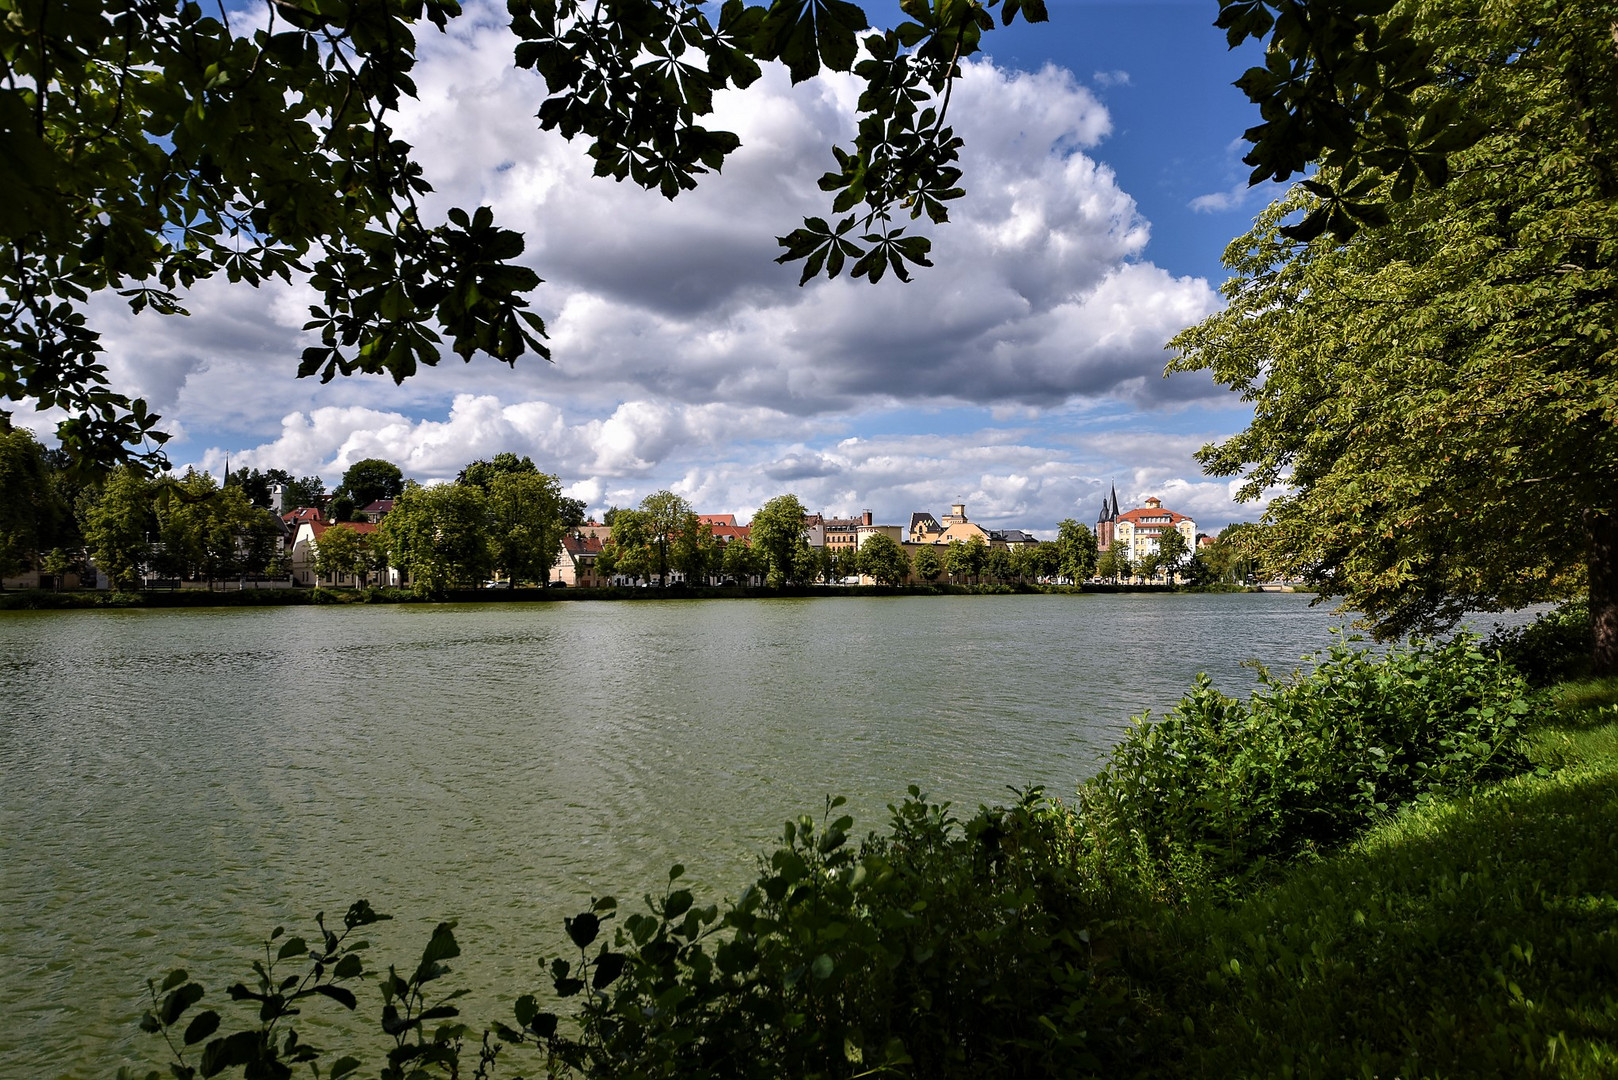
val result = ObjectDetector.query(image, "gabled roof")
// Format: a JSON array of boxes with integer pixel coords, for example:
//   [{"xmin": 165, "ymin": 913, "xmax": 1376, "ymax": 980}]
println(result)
[
  {"xmin": 697, "ymin": 514, "xmax": 736, "ymax": 527},
  {"xmin": 710, "ymin": 524, "xmax": 750, "ymax": 542},
  {"xmin": 361, "ymin": 499, "xmax": 394, "ymax": 516},
  {"xmin": 1117, "ymin": 506, "xmax": 1192, "ymax": 527},
  {"xmin": 562, "ymin": 534, "xmax": 604, "ymax": 555},
  {"xmin": 909, "ymin": 512, "xmax": 940, "ymax": 534},
  {"xmin": 283, "ymin": 507, "xmax": 323, "ymax": 527},
  {"xmin": 991, "ymin": 529, "xmax": 1039, "ymax": 544},
  {"xmin": 305, "ymin": 520, "xmax": 379, "ymax": 541}
]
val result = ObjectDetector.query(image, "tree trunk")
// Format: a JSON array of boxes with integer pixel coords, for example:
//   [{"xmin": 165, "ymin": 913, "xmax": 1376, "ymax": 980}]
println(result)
[{"xmin": 1588, "ymin": 508, "xmax": 1618, "ymax": 677}]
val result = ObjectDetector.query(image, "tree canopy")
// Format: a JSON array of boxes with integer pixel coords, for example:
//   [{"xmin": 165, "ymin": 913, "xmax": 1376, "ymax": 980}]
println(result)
[
  {"xmin": 1170, "ymin": 0, "xmax": 1618, "ymax": 670},
  {"xmin": 2, "ymin": 0, "xmax": 1445, "ymax": 472}
]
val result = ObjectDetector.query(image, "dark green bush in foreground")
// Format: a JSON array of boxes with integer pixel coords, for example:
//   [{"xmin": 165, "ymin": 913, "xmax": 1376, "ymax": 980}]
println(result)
[{"xmin": 126, "ymin": 636, "xmax": 1548, "ymax": 1080}]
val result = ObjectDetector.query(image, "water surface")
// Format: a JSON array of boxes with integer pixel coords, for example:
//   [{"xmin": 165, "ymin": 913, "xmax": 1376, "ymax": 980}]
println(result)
[{"xmin": 1, "ymin": 593, "xmax": 1398, "ymax": 1075}]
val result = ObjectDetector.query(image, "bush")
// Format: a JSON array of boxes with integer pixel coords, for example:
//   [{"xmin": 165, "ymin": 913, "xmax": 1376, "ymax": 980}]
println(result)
[
  {"xmin": 1487, "ymin": 601, "xmax": 1592, "ymax": 686},
  {"xmin": 1079, "ymin": 635, "xmax": 1536, "ymax": 899}
]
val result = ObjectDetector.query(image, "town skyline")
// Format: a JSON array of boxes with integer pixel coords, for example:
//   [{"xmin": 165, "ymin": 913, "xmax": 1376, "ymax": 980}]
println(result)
[{"xmin": 11, "ymin": 1, "xmax": 1280, "ymax": 542}]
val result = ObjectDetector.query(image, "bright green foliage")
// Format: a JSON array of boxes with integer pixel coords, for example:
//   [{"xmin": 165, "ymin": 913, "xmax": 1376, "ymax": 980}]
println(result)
[
  {"xmin": 380, "ymin": 482, "xmax": 493, "ymax": 593},
  {"xmin": 79, "ymin": 468, "xmax": 154, "ymax": 590},
  {"xmin": 335, "ymin": 458, "xmax": 405, "ymax": 509},
  {"xmin": 672, "ymin": 511, "xmax": 719, "ymax": 585},
  {"xmin": 943, "ymin": 535, "xmax": 986, "ymax": 583},
  {"xmin": 983, "ymin": 545, "xmax": 1012, "ymax": 583},
  {"xmin": 749, "ymin": 494, "xmax": 810, "ymax": 588},
  {"xmin": 1055, "ymin": 519, "xmax": 1097, "ymax": 583},
  {"xmin": 721, "ymin": 537, "xmax": 761, "ymax": 584},
  {"xmin": 1154, "ymin": 524, "xmax": 1189, "ymax": 580},
  {"xmin": 486, "ymin": 470, "xmax": 564, "ymax": 583},
  {"xmin": 0, "ymin": 423, "xmax": 53, "ymax": 578},
  {"xmin": 639, "ymin": 490, "xmax": 695, "ymax": 586},
  {"xmin": 854, "ymin": 532, "xmax": 908, "ymax": 585},
  {"xmin": 3, "ymin": 0, "xmax": 1061, "ymax": 469},
  {"xmin": 1161, "ymin": 690, "xmax": 1618, "ymax": 1078},
  {"xmin": 148, "ymin": 472, "xmax": 278, "ymax": 584},
  {"xmin": 1214, "ymin": 0, "xmax": 1486, "ymax": 241},
  {"xmin": 601, "ymin": 508, "xmax": 650, "ymax": 583},
  {"xmin": 910, "ymin": 544, "xmax": 942, "ymax": 582},
  {"xmin": 1171, "ymin": 1, "xmax": 1618, "ymax": 666},
  {"xmin": 313, "ymin": 522, "xmax": 374, "ymax": 585},
  {"xmin": 1084, "ymin": 634, "xmax": 1535, "ymax": 898}
]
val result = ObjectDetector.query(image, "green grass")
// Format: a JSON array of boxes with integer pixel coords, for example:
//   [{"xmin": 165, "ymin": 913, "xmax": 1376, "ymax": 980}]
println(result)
[{"xmin": 1140, "ymin": 680, "xmax": 1618, "ymax": 1079}]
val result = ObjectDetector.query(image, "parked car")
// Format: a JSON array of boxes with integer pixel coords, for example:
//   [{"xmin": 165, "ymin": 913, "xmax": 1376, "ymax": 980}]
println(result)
[
  {"xmin": 481, "ymin": 580, "xmax": 511, "ymax": 589},
  {"xmin": 547, "ymin": 580, "xmax": 568, "ymax": 588}
]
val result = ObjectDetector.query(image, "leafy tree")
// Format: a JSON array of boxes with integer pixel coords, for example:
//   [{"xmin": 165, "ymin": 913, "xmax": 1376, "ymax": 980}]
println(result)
[
  {"xmin": 911, "ymin": 544, "xmax": 943, "ymax": 583},
  {"xmin": 313, "ymin": 523, "xmax": 372, "ymax": 586},
  {"xmin": 1170, "ymin": 1, "xmax": 1618, "ymax": 672},
  {"xmin": 594, "ymin": 543, "xmax": 618, "ymax": 582},
  {"xmin": 2, "ymin": 0, "xmax": 1067, "ymax": 468},
  {"xmin": 856, "ymin": 533, "xmax": 909, "ymax": 586},
  {"xmin": 336, "ymin": 459, "xmax": 406, "ymax": 509},
  {"xmin": 721, "ymin": 538, "xmax": 762, "ymax": 586},
  {"xmin": 281, "ymin": 476, "xmax": 327, "ymax": 513},
  {"xmin": 673, "ymin": 515, "xmax": 721, "ymax": 585},
  {"xmin": 380, "ymin": 482, "xmax": 492, "ymax": 594},
  {"xmin": 1156, "ymin": 525, "xmax": 1190, "ymax": 583},
  {"xmin": 39, "ymin": 546, "xmax": 76, "ymax": 590},
  {"xmin": 487, "ymin": 470, "xmax": 564, "ymax": 583},
  {"xmin": 640, "ymin": 490, "xmax": 695, "ymax": 587},
  {"xmin": 80, "ymin": 468, "xmax": 153, "ymax": 590},
  {"xmin": 561, "ymin": 497, "xmax": 588, "ymax": 529},
  {"xmin": 1114, "ymin": 552, "xmax": 1133, "ymax": 584},
  {"xmin": 151, "ymin": 470, "xmax": 218, "ymax": 580},
  {"xmin": 1138, "ymin": 551, "xmax": 1162, "ymax": 583},
  {"xmin": 604, "ymin": 509, "xmax": 652, "ymax": 584},
  {"xmin": 1055, "ymin": 519, "xmax": 1097, "ymax": 584},
  {"xmin": 0, "ymin": 424, "xmax": 53, "ymax": 581},
  {"xmin": 1096, "ymin": 546, "xmax": 1118, "ymax": 584},
  {"xmin": 458, "ymin": 453, "xmax": 537, "ymax": 490},
  {"xmin": 750, "ymin": 495, "xmax": 810, "ymax": 588},
  {"xmin": 984, "ymin": 546, "xmax": 1014, "ymax": 584}
]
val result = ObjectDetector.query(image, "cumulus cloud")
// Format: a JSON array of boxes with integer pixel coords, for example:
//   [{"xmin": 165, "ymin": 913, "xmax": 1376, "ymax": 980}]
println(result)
[{"xmin": 79, "ymin": 2, "xmax": 1257, "ymax": 530}]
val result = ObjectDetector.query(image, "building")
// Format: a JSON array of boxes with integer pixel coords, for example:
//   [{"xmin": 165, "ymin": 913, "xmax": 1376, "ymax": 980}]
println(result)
[
  {"xmin": 823, "ymin": 511, "xmax": 871, "ymax": 559},
  {"xmin": 1096, "ymin": 485, "xmax": 1120, "ymax": 551},
  {"xmin": 1111, "ymin": 496, "xmax": 1196, "ymax": 564},
  {"xmin": 554, "ymin": 532, "xmax": 605, "ymax": 587}
]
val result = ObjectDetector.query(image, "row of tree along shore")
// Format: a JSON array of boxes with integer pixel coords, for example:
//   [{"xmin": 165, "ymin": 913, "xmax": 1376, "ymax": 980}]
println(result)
[
  {"xmin": 0, "ymin": 433, "xmax": 1264, "ymax": 597},
  {"xmin": 126, "ymin": 606, "xmax": 1618, "ymax": 1079}
]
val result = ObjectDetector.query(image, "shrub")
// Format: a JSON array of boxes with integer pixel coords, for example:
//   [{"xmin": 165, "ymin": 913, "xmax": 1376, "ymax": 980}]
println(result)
[
  {"xmin": 1486, "ymin": 601, "xmax": 1592, "ymax": 686},
  {"xmin": 1079, "ymin": 635, "xmax": 1536, "ymax": 899}
]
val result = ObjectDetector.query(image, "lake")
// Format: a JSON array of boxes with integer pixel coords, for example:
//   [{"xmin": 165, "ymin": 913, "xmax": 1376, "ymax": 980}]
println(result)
[{"xmin": 0, "ymin": 592, "xmax": 1507, "ymax": 1076}]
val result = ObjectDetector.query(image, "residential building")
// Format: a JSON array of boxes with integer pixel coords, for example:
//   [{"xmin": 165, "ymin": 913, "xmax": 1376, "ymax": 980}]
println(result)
[
  {"xmin": 1111, "ymin": 496, "xmax": 1196, "ymax": 563},
  {"xmin": 554, "ymin": 532, "xmax": 605, "ymax": 587}
]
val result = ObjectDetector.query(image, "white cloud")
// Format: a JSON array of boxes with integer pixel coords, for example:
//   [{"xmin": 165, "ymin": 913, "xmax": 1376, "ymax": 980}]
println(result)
[{"xmin": 75, "ymin": 4, "xmax": 1261, "ymax": 529}]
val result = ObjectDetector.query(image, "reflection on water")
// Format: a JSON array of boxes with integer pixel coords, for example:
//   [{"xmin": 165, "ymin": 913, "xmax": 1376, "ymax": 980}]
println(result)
[{"xmin": 0, "ymin": 593, "xmax": 1518, "ymax": 1076}]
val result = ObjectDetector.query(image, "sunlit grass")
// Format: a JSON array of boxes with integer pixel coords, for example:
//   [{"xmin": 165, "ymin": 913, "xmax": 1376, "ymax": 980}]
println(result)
[{"xmin": 1142, "ymin": 684, "xmax": 1618, "ymax": 1078}]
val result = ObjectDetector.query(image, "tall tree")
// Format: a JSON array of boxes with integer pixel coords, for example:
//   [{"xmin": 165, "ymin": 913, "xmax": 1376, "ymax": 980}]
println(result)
[
  {"xmin": 487, "ymin": 470, "xmax": 564, "ymax": 584},
  {"xmin": 856, "ymin": 533, "xmax": 909, "ymax": 586},
  {"xmin": 1156, "ymin": 526, "xmax": 1191, "ymax": 583},
  {"xmin": 0, "ymin": 424, "xmax": 53, "ymax": 581},
  {"xmin": 1170, "ymin": 1, "xmax": 1618, "ymax": 671},
  {"xmin": 911, "ymin": 545, "xmax": 943, "ymax": 583},
  {"xmin": 1055, "ymin": 519, "xmax": 1097, "ymax": 584},
  {"xmin": 750, "ymin": 495, "xmax": 810, "ymax": 589},
  {"xmin": 80, "ymin": 468, "xmax": 154, "ymax": 590},
  {"xmin": 640, "ymin": 490, "xmax": 695, "ymax": 587},
  {"xmin": 314, "ymin": 523, "xmax": 373, "ymax": 586},
  {"xmin": 380, "ymin": 482, "xmax": 493, "ymax": 594},
  {"xmin": 336, "ymin": 459, "xmax": 406, "ymax": 509}
]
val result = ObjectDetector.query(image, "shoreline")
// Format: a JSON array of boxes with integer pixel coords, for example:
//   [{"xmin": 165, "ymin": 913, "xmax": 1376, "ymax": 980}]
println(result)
[{"xmin": 0, "ymin": 581, "xmax": 1267, "ymax": 611}]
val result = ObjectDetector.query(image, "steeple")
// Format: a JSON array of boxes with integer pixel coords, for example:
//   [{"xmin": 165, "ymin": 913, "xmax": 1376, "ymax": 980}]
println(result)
[{"xmin": 1109, "ymin": 483, "xmax": 1119, "ymax": 520}]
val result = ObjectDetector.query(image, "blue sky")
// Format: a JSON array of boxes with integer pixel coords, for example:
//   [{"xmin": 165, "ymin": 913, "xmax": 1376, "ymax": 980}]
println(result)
[{"xmin": 55, "ymin": 0, "xmax": 1289, "ymax": 536}]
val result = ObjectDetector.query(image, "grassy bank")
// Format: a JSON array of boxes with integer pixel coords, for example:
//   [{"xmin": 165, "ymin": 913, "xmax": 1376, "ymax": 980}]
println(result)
[
  {"xmin": 127, "ymin": 617, "xmax": 1617, "ymax": 1079},
  {"xmin": 1144, "ymin": 677, "xmax": 1618, "ymax": 1078}
]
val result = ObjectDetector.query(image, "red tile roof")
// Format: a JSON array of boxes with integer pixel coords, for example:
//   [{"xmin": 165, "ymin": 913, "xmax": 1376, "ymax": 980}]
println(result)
[{"xmin": 698, "ymin": 514, "xmax": 737, "ymax": 527}]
